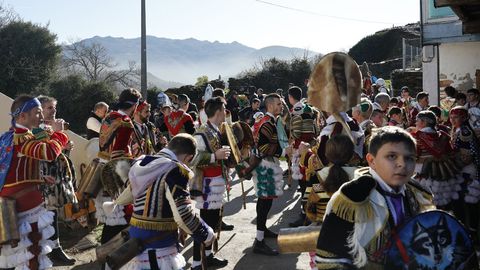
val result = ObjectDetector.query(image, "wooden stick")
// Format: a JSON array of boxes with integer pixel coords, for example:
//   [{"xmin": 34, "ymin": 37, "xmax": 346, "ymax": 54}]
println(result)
[
  {"xmin": 200, "ymin": 243, "xmax": 207, "ymax": 270},
  {"xmin": 240, "ymin": 177, "xmax": 246, "ymax": 209}
]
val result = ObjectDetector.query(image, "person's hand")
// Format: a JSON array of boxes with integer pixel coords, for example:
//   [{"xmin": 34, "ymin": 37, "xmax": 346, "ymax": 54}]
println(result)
[
  {"xmin": 64, "ymin": 140, "xmax": 74, "ymax": 151},
  {"xmin": 51, "ymin": 119, "xmax": 65, "ymax": 132},
  {"xmin": 215, "ymin": 146, "xmax": 231, "ymax": 160},
  {"xmin": 298, "ymin": 142, "xmax": 310, "ymax": 153}
]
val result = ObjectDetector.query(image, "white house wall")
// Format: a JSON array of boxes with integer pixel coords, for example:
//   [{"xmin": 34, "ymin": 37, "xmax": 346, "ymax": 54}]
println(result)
[{"xmin": 439, "ymin": 42, "xmax": 480, "ymax": 92}]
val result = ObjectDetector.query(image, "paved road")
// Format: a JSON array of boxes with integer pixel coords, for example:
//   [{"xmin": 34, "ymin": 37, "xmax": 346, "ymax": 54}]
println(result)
[{"xmin": 53, "ymin": 161, "xmax": 311, "ymax": 270}]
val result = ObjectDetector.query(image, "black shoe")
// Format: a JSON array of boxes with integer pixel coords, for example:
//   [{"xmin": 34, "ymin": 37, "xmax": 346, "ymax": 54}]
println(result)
[
  {"xmin": 264, "ymin": 229, "xmax": 278, "ymax": 239},
  {"xmin": 49, "ymin": 247, "xmax": 76, "ymax": 266},
  {"xmin": 206, "ymin": 254, "xmax": 228, "ymax": 268},
  {"xmin": 221, "ymin": 221, "xmax": 234, "ymax": 231},
  {"xmin": 253, "ymin": 239, "xmax": 279, "ymax": 256},
  {"xmin": 289, "ymin": 215, "xmax": 308, "ymax": 228},
  {"xmin": 191, "ymin": 266, "xmax": 202, "ymax": 270}
]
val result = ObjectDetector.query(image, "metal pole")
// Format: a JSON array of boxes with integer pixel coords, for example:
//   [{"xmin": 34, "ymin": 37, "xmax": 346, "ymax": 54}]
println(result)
[
  {"xmin": 402, "ymin": 38, "xmax": 406, "ymax": 71},
  {"xmin": 141, "ymin": 0, "xmax": 147, "ymax": 98}
]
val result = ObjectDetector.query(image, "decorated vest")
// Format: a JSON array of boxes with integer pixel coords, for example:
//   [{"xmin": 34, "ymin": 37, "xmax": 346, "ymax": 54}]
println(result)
[
  {"xmin": 98, "ymin": 111, "xmax": 135, "ymax": 160},
  {"xmin": 164, "ymin": 110, "xmax": 193, "ymax": 137}
]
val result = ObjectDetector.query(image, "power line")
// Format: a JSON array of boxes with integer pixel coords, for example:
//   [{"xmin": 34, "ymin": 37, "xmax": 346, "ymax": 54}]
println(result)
[{"xmin": 255, "ymin": 0, "xmax": 402, "ymax": 25}]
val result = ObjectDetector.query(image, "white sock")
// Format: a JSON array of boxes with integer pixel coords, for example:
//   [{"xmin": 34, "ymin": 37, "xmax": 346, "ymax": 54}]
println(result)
[
  {"xmin": 192, "ymin": 260, "xmax": 201, "ymax": 267},
  {"xmin": 256, "ymin": 230, "xmax": 264, "ymax": 241},
  {"xmin": 205, "ymin": 250, "xmax": 212, "ymax": 256}
]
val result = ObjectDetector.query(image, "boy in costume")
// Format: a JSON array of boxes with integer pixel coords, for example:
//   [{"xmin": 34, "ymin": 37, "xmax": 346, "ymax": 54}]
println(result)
[{"xmin": 316, "ymin": 126, "xmax": 434, "ymax": 269}]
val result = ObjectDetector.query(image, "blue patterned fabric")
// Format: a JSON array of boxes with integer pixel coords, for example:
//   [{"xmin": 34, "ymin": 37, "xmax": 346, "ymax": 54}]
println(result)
[{"xmin": 0, "ymin": 130, "xmax": 14, "ymax": 191}]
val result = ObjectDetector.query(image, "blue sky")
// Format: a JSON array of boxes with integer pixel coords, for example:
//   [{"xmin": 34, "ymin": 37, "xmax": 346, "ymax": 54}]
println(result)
[{"xmin": 3, "ymin": 0, "xmax": 420, "ymax": 53}]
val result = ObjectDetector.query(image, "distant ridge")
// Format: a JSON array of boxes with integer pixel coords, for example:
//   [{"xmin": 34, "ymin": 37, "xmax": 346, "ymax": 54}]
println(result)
[{"xmin": 69, "ymin": 36, "xmax": 319, "ymax": 84}]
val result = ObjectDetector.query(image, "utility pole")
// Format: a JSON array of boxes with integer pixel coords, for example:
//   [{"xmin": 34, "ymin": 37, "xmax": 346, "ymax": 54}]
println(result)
[{"xmin": 141, "ymin": 0, "xmax": 147, "ymax": 98}]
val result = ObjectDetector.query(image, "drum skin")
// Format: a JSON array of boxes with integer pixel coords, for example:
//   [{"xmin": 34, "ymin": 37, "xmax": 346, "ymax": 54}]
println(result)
[{"xmin": 385, "ymin": 210, "xmax": 478, "ymax": 270}]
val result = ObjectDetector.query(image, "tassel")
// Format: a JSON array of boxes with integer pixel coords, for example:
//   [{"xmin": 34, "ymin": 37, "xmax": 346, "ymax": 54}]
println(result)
[
  {"xmin": 38, "ymin": 254, "xmax": 53, "ymax": 269},
  {"xmin": 330, "ymin": 192, "xmax": 373, "ymax": 223},
  {"xmin": 41, "ymin": 225, "xmax": 55, "ymax": 240},
  {"xmin": 18, "ymin": 222, "xmax": 32, "ymax": 236}
]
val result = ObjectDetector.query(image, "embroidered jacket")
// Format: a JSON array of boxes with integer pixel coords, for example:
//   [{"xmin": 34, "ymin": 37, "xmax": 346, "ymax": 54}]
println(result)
[
  {"xmin": 98, "ymin": 111, "xmax": 135, "ymax": 160},
  {"xmin": 257, "ymin": 114, "xmax": 283, "ymax": 158},
  {"xmin": 452, "ymin": 123, "xmax": 480, "ymax": 203},
  {"xmin": 190, "ymin": 122, "xmax": 226, "ymax": 210},
  {"xmin": 129, "ymin": 150, "xmax": 213, "ymax": 248},
  {"xmin": 0, "ymin": 127, "xmax": 68, "ymax": 212},
  {"xmin": 133, "ymin": 120, "xmax": 159, "ymax": 155},
  {"xmin": 316, "ymin": 170, "xmax": 434, "ymax": 269},
  {"xmin": 289, "ymin": 101, "xmax": 318, "ymax": 148}
]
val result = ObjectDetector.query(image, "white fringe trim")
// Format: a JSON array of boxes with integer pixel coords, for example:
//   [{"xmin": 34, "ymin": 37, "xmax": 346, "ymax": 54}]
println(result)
[
  {"xmin": 194, "ymin": 176, "xmax": 226, "ymax": 210},
  {"xmin": 95, "ymin": 194, "xmax": 128, "ymax": 225},
  {"xmin": 291, "ymin": 150, "xmax": 303, "ymax": 181},
  {"xmin": 120, "ymin": 246, "xmax": 186, "ymax": 270},
  {"xmin": 0, "ymin": 206, "xmax": 55, "ymax": 269},
  {"xmin": 252, "ymin": 158, "xmax": 284, "ymax": 198}
]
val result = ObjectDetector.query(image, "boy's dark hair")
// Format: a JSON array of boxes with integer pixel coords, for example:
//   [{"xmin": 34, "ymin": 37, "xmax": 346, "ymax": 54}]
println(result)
[
  {"xmin": 188, "ymin": 111, "xmax": 198, "ymax": 122},
  {"xmin": 118, "ymin": 88, "xmax": 142, "ymax": 110},
  {"xmin": 417, "ymin": 110, "xmax": 437, "ymax": 128},
  {"xmin": 388, "ymin": 106, "xmax": 402, "ymax": 117},
  {"xmin": 167, "ymin": 133, "xmax": 197, "ymax": 156},
  {"xmin": 368, "ymin": 126, "xmax": 416, "ymax": 156},
  {"xmin": 252, "ymin": 98, "xmax": 260, "ymax": 104},
  {"xmin": 178, "ymin": 94, "xmax": 190, "ymax": 105},
  {"xmin": 371, "ymin": 110, "xmax": 384, "ymax": 118},
  {"xmin": 324, "ymin": 135, "xmax": 354, "ymax": 194},
  {"xmin": 389, "ymin": 97, "xmax": 399, "ymax": 104},
  {"xmin": 11, "ymin": 94, "xmax": 36, "ymax": 117},
  {"xmin": 288, "ymin": 86, "xmax": 302, "ymax": 101},
  {"xmin": 456, "ymin": 92, "xmax": 467, "ymax": 101},
  {"xmin": 444, "ymin": 86, "xmax": 457, "ymax": 98},
  {"xmin": 467, "ymin": 88, "xmax": 479, "ymax": 96},
  {"xmin": 416, "ymin": 91, "xmax": 429, "ymax": 101},
  {"xmin": 205, "ymin": 97, "xmax": 225, "ymax": 118},
  {"xmin": 401, "ymin": 86, "xmax": 409, "ymax": 93},
  {"xmin": 428, "ymin": 105, "xmax": 442, "ymax": 118},
  {"xmin": 264, "ymin": 93, "xmax": 281, "ymax": 108},
  {"xmin": 212, "ymin": 88, "xmax": 225, "ymax": 98}
]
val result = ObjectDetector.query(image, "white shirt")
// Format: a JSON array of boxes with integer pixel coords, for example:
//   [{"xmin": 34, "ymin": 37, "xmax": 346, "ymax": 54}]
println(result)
[
  {"xmin": 86, "ymin": 117, "xmax": 102, "ymax": 133},
  {"xmin": 369, "ymin": 168, "xmax": 406, "ymax": 225}
]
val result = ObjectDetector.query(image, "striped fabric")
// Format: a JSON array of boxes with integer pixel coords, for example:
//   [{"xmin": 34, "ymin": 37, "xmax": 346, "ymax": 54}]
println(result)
[{"xmin": 3, "ymin": 127, "xmax": 68, "ymax": 188}]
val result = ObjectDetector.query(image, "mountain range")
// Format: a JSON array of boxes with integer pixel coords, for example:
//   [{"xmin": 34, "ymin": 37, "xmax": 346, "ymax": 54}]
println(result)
[{"xmin": 77, "ymin": 36, "xmax": 319, "ymax": 87}]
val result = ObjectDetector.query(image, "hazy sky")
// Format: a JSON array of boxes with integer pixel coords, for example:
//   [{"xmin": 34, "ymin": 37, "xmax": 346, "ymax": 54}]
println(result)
[{"xmin": 3, "ymin": 0, "xmax": 420, "ymax": 53}]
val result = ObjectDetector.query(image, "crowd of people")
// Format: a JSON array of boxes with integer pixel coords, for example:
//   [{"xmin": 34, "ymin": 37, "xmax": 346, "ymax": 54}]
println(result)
[{"xmin": 1, "ymin": 53, "xmax": 480, "ymax": 270}]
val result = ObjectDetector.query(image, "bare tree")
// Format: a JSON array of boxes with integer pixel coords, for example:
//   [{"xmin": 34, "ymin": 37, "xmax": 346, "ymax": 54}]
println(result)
[
  {"xmin": 62, "ymin": 41, "xmax": 139, "ymax": 86},
  {"xmin": 0, "ymin": 4, "xmax": 19, "ymax": 28}
]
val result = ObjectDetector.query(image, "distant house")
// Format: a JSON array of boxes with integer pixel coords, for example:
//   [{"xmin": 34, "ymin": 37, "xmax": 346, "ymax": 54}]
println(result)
[{"xmin": 421, "ymin": 0, "xmax": 480, "ymax": 103}]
